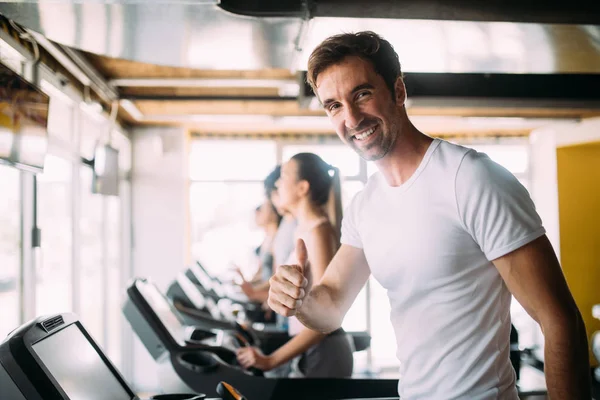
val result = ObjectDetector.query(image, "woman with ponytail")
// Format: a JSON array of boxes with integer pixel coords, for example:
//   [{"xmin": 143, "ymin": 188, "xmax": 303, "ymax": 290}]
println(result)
[{"xmin": 236, "ymin": 153, "xmax": 354, "ymax": 378}]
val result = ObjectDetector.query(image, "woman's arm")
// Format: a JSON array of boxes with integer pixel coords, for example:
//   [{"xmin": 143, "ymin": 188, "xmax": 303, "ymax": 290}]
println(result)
[
  {"xmin": 268, "ymin": 328, "xmax": 326, "ymax": 368},
  {"xmin": 236, "ymin": 328, "xmax": 326, "ymax": 371}
]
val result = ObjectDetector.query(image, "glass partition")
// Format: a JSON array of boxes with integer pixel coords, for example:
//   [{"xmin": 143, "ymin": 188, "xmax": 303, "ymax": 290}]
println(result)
[{"xmin": 0, "ymin": 164, "xmax": 21, "ymax": 339}]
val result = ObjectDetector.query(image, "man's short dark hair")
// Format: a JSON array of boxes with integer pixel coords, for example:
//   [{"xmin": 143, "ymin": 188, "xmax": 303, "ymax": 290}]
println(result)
[{"xmin": 307, "ymin": 31, "xmax": 402, "ymax": 99}]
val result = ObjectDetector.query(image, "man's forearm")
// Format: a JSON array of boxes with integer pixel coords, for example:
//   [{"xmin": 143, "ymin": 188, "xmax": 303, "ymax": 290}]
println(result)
[
  {"xmin": 543, "ymin": 311, "xmax": 591, "ymax": 399},
  {"xmin": 295, "ymin": 284, "xmax": 343, "ymax": 334}
]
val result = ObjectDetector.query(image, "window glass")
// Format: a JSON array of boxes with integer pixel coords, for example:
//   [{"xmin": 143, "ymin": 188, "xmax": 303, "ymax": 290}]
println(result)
[
  {"xmin": 367, "ymin": 161, "xmax": 378, "ymax": 179},
  {"xmin": 469, "ymin": 144, "xmax": 529, "ymax": 175},
  {"xmin": 78, "ymin": 166, "xmax": 104, "ymax": 343},
  {"xmin": 369, "ymin": 278, "xmax": 398, "ymax": 371},
  {"xmin": 189, "ymin": 140, "xmax": 277, "ymax": 181},
  {"xmin": 341, "ymin": 180, "xmax": 363, "ymax": 210},
  {"xmin": 368, "ymin": 142, "xmax": 529, "ymax": 177},
  {"xmin": 46, "ymin": 94, "xmax": 73, "ymax": 145},
  {"xmin": 36, "ymin": 155, "xmax": 73, "ymax": 316},
  {"xmin": 0, "ymin": 164, "xmax": 21, "ymax": 339},
  {"xmin": 106, "ymin": 195, "xmax": 122, "ymax": 367},
  {"xmin": 190, "ymin": 182, "xmax": 265, "ymax": 276}
]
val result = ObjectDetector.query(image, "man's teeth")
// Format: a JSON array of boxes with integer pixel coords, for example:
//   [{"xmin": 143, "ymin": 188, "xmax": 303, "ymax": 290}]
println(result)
[{"xmin": 354, "ymin": 126, "xmax": 376, "ymax": 141}]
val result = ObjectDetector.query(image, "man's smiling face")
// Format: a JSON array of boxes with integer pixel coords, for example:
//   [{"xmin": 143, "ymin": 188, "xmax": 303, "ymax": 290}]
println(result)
[{"xmin": 316, "ymin": 56, "xmax": 404, "ymax": 161}]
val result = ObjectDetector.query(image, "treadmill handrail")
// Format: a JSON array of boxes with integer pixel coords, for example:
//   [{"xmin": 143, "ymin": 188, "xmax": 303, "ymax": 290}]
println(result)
[
  {"xmin": 173, "ymin": 302, "xmax": 236, "ymax": 331},
  {"xmin": 173, "ymin": 301, "xmax": 261, "ymax": 349}
]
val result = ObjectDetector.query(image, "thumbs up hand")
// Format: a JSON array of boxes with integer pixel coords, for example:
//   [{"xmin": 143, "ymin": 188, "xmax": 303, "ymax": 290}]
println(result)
[{"xmin": 268, "ymin": 239, "xmax": 309, "ymax": 317}]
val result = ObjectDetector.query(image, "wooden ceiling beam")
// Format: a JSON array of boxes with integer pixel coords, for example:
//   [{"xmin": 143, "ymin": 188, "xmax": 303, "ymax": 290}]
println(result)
[
  {"xmin": 133, "ymin": 100, "xmax": 324, "ymax": 116},
  {"xmin": 83, "ymin": 51, "xmax": 296, "ymax": 80},
  {"xmin": 120, "ymin": 86, "xmax": 281, "ymax": 97}
]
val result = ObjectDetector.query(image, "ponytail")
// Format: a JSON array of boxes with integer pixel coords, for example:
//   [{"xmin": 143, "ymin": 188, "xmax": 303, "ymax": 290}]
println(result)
[{"xmin": 291, "ymin": 153, "xmax": 343, "ymax": 244}]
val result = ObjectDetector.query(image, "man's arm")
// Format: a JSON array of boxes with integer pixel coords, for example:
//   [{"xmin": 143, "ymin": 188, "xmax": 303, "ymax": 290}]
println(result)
[
  {"xmin": 268, "ymin": 242, "xmax": 370, "ymax": 334},
  {"xmin": 493, "ymin": 235, "xmax": 591, "ymax": 399}
]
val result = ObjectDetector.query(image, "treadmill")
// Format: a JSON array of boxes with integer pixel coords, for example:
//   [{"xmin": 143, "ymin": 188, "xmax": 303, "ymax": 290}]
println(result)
[
  {"xmin": 167, "ymin": 266, "xmax": 372, "ymax": 355},
  {"xmin": 0, "ymin": 312, "xmax": 398, "ymax": 400},
  {"xmin": 0, "ymin": 312, "xmax": 246, "ymax": 400},
  {"xmin": 184, "ymin": 262, "xmax": 270, "ymax": 322},
  {"xmin": 0, "ymin": 313, "xmax": 138, "ymax": 400},
  {"xmin": 166, "ymin": 269, "xmax": 290, "ymax": 355},
  {"xmin": 124, "ymin": 278, "xmax": 400, "ymax": 400}
]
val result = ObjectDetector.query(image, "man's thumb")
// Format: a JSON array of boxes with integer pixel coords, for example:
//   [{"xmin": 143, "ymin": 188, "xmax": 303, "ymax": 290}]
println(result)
[{"xmin": 296, "ymin": 238, "xmax": 308, "ymax": 273}]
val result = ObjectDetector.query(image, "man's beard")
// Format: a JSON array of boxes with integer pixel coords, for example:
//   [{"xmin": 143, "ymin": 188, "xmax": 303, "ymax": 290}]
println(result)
[{"xmin": 351, "ymin": 123, "xmax": 397, "ymax": 161}]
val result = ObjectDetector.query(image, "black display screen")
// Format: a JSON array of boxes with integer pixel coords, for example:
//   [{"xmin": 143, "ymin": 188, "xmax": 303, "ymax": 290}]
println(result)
[
  {"xmin": 32, "ymin": 324, "xmax": 132, "ymax": 400},
  {"xmin": 137, "ymin": 281, "xmax": 186, "ymax": 343}
]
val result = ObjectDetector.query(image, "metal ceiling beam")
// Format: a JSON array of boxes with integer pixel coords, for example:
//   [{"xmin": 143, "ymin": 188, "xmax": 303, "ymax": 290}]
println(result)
[
  {"xmin": 1, "ymin": 2, "xmax": 599, "ymax": 73},
  {"xmin": 301, "ymin": 72, "xmax": 600, "ymax": 102},
  {"xmin": 58, "ymin": 43, "xmax": 119, "ymax": 100},
  {"xmin": 28, "ymin": 30, "xmax": 118, "ymax": 103},
  {"xmin": 220, "ymin": 0, "xmax": 600, "ymax": 25},
  {"xmin": 312, "ymin": 0, "xmax": 600, "ymax": 24}
]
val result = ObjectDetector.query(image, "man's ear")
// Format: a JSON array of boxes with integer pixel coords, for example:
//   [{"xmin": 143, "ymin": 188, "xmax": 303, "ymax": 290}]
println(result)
[{"xmin": 394, "ymin": 77, "xmax": 407, "ymax": 106}]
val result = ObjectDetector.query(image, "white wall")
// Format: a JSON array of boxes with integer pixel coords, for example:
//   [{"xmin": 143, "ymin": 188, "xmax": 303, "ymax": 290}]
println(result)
[
  {"xmin": 130, "ymin": 126, "xmax": 189, "ymax": 392},
  {"xmin": 529, "ymin": 122, "xmax": 571, "ymax": 259},
  {"xmin": 556, "ymin": 117, "xmax": 600, "ymax": 147}
]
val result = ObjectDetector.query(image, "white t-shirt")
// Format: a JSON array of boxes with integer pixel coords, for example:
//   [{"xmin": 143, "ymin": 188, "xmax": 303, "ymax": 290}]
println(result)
[{"xmin": 341, "ymin": 139, "xmax": 545, "ymax": 400}]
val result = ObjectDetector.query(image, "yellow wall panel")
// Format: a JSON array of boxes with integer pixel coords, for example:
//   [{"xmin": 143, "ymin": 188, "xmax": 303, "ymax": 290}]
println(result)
[{"xmin": 557, "ymin": 141, "xmax": 600, "ymax": 366}]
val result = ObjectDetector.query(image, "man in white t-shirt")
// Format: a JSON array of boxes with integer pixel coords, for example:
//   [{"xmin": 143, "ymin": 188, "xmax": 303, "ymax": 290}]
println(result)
[{"xmin": 267, "ymin": 31, "xmax": 591, "ymax": 399}]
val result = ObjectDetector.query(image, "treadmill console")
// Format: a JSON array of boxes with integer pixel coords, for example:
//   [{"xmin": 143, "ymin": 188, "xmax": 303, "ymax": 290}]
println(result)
[
  {"xmin": 190, "ymin": 262, "xmax": 220, "ymax": 296},
  {"xmin": 0, "ymin": 313, "xmax": 137, "ymax": 400}
]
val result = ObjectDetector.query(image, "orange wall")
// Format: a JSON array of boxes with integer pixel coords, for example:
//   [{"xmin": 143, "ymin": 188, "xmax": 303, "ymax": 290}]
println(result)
[{"xmin": 557, "ymin": 141, "xmax": 600, "ymax": 366}]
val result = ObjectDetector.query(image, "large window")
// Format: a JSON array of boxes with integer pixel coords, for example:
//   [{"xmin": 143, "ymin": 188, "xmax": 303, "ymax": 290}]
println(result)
[
  {"xmin": 35, "ymin": 155, "xmax": 73, "ymax": 316},
  {"xmin": 78, "ymin": 166, "xmax": 105, "ymax": 343},
  {"xmin": 189, "ymin": 140, "xmax": 277, "ymax": 275},
  {"xmin": 34, "ymin": 77, "xmax": 76, "ymax": 319},
  {"xmin": 0, "ymin": 50, "xmax": 133, "ymax": 379},
  {"xmin": 0, "ymin": 164, "xmax": 21, "ymax": 339},
  {"xmin": 108, "ymin": 131, "xmax": 132, "ymax": 371},
  {"xmin": 106, "ymin": 195, "xmax": 122, "ymax": 367},
  {"xmin": 190, "ymin": 140, "xmax": 277, "ymax": 182}
]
